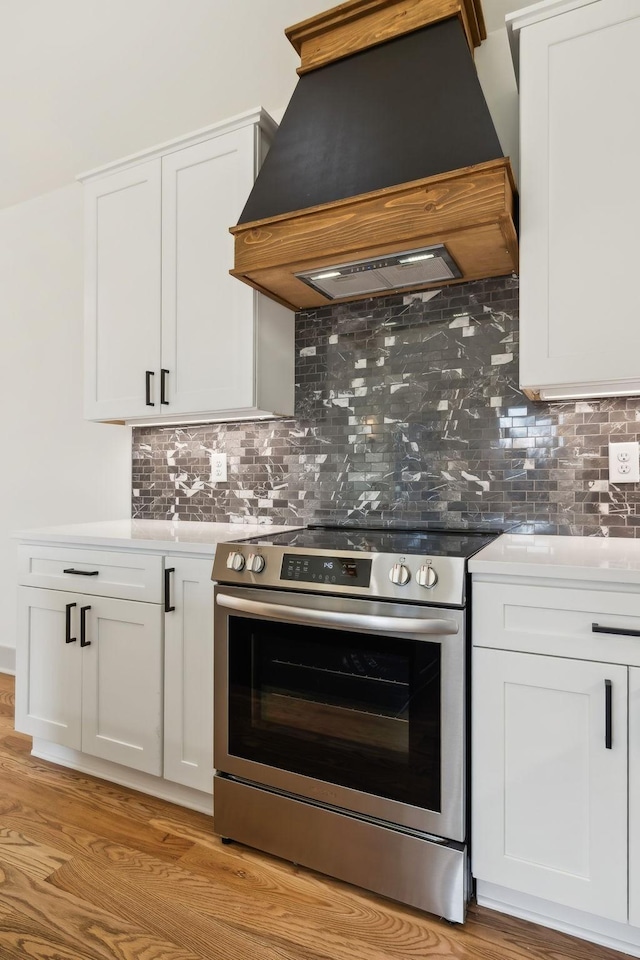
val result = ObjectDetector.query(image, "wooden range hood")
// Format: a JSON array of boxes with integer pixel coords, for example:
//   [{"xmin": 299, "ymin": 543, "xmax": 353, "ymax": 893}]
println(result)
[{"xmin": 231, "ymin": 0, "xmax": 518, "ymax": 311}]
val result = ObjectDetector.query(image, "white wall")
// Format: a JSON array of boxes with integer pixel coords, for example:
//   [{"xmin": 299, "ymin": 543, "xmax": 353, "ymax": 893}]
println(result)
[
  {"xmin": 0, "ymin": 0, "xmax": 329, "ymax": 210},
  {"xmin": 477, "ymin": 27, "xmax": 520, "ymax": 183},
  {"xmin": 0, "ymin": 185, "xmax": 131, "ymax": 665}
]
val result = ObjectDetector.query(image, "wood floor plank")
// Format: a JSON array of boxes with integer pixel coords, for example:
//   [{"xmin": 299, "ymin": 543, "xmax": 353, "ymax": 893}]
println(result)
[
  {"xmin": 0, "ymin": 826, "xmax": 72, "ymax": 881},
  {"xmin": 0, "ymin": 717, "xmax": 15, "ymax": 737},
  {"xmin": 149, "ymin": 815, "xmax": 220, "ymax": 850},
  {"xmin": 0, "ymin": 733, "xmax": 212, "ymax": 832},
  {"xmin": 49, "ymin": 857, "xmax": 329, "ymax": 960},
  {"xmin": 0, "ymin": 670, "xmax": 14, "ymax": 704},
  {"xmin": 0, "ymin": 798, "xmax": 171, "ymax": 868},
  {"xmin": 0, "ymin": 761, "xmax": 197, "ymax": 862},
  {"xmin": 0, "ymin": 862, "xmax": 205, "ymax": 960},
  {"xmin": 0, "ymin": 910, "xmax": 107, "ymax": 960}
]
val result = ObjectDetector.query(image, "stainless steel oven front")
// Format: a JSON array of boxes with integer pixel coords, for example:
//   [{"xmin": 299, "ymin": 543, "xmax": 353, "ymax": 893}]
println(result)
[{"xmin": 214, "ymin": 584, "xmax": 466, "ymax": 842}]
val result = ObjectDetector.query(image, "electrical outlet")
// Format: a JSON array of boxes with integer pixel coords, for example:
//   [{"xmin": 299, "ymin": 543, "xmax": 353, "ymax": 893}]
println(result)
[
  {"xmin": 210, "ymin": 453, "xmax": 228, "ymax": 484},
  {"xmin": 608, "ymin": 441, "xmax": 640, "ymax": 484}
]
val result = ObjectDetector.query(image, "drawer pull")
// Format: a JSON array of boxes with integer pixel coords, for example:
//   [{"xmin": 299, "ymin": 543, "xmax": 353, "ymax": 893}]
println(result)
[
  {"xmin": 165, "ymin": 567, "xmax": 175, "ymax": 613},
  {"xmin": 63, "ymin": 568, "xmax": 99, "ymax": 577},
  {"xmin": 605, "ymin": 679, "xmax": 613, "ymax": 750},
  {"xmin": 592, "ymin": 622, "xmax": 640, "ymax": 638},
  {"xmin": 65, "ymin": 603, "xmax": 76, "ymax": 644},
  {"xmin": 80, "ymin": 606, "xmax": 91, "ymax": 647}
]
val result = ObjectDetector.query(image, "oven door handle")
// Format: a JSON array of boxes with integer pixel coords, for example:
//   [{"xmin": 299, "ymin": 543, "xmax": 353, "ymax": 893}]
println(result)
[{"xmin": 216, "ymin": 593, "xmax": 459, "ymax": 636}]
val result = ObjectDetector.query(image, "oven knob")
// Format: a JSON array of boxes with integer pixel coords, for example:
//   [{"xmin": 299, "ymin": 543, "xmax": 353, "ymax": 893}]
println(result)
[
  {"xmin": 389, "ymin": 563, "xmax": 411, "ymax": 586},
  {"xmin": 247, "ymin": 553, "xmax": 265, "ymax": 574},
  {"xmin": 417, "ymin": 564, "xmax": 438, "ymax": 589},
  {"xmin": 226, "ymin": 551, "xmax": 246, "ymax": 572}
]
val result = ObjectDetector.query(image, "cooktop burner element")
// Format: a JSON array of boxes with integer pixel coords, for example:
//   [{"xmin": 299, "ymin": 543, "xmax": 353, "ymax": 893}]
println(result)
[{"xmin": 212, "ymin": 524, "xmax": 500, "ymax": 607}]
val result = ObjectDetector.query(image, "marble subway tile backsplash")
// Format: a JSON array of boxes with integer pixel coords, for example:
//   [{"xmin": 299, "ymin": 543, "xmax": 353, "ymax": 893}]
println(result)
[{"xmin": 132, "ymin": 277, "xmax": 640, "ymax": 536}]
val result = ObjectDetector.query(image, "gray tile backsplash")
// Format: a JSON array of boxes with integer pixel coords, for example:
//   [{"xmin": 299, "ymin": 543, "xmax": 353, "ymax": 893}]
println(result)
[{"xmin": 132, "ymin": 277, "xmax": 640, "ymax": 536}]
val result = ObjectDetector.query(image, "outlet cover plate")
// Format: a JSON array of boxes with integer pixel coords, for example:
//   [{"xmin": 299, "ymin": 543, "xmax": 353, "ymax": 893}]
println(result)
[
  {"xmin": 608, "ymin": 441, "xmax": 640, "ymax": 483},
  {"xmin": 211, "ymin": 453, "xmax": 228, "ymax": 484}
]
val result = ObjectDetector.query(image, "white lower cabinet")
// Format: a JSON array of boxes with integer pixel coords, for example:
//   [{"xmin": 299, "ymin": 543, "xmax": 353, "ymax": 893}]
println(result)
[
  {"xmin": 163, "ymin": 557, "xmax": 214, "ymax": 792},
  {"xmin": 17, "ymin": 586, "xmax": 163, "ymax": 775},
  {"xmin": 471, "ymin": 574, "xmax": 640, "ymax": 952},
  {"xmin": 80, "ymin": 597, "xmax": 163, "ymax": 774},
  {"xmin": 472, "ymin": 648, "xmax": 628, "ymax": 922},
  {"xmin": 15, "ymin": 541, "xmax": 216, "ymax": 808},
  {"xmin": 16, "ymin": 587, "xmax": 83, "ymax": 750}
]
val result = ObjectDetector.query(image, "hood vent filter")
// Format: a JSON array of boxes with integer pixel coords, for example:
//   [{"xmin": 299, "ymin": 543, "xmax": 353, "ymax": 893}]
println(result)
[{"xmin": 297, "ymin": 245, "xmax": 461, "ymax": 299}]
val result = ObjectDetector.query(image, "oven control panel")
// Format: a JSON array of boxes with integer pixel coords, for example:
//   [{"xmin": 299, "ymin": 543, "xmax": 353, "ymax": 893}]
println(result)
[
  {"xmin": 281, "ymin": 553, "xmax": 372, "ymax": 587},
  {"xmin": 213, "ymin": 544, "xmax": 467, "ymax": 605}
]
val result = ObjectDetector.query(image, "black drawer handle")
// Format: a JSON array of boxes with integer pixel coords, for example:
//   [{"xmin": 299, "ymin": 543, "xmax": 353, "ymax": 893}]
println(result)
[
  {"xmin": 161, "ymin": 368, "xmax": 169, "ymax": 405},
  {"xmin": 145, "ymin": 370, "xmax": 155, "ymax": 406},
  {"xmin": 80, "ymin": 606, "xmax": 91, "ymax": 647},
  {"xmin": 605, "ymin": 679, "xmax": 612, "ymax": 749},
  {"xmin": 165, "ymin": 567, "xmax": 175, "ymax": 613},
  {"xmin": 63, "ymin": 568, "xmax": 99, "ymax": 577},
  {"xmin": 65, "ymin": 603, "xmax": 76, "ymax": 644},
  {"xmin": 592, "ymin": 622, "xmax": 640, "ymax": 638}
]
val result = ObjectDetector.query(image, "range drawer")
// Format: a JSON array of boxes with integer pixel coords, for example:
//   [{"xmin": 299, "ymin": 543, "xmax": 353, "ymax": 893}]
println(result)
[
  {"xmin": 472, "ymin": 580, "xmax": 640, "ymax": 666},
  {"xmin": 17, "ymin": 545, "xmax": 163, "ymax": 603}
]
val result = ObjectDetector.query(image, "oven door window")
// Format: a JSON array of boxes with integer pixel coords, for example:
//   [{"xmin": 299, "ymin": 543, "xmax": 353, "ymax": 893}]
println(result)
[{"xmin": 228, "ymin": 616, "xmax": 441, "ymax": 812}]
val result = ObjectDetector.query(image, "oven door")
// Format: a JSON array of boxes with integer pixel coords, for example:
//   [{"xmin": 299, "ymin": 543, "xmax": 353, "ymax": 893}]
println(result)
[{"xmin": 214, "ymin": 585, "xmax": 466, "ymax": 841}]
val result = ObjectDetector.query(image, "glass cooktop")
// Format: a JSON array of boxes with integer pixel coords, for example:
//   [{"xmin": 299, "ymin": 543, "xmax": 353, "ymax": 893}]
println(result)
[{"xmin": 234, "ymin": 524, "xmax": 500, "ymax": 560}]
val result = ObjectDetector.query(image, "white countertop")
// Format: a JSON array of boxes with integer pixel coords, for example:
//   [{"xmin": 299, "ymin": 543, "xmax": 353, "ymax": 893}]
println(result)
[
  {"xmin": 469, "ymin": 533, "xmax": 640, "ymax": 585},
  {"xmin": 13, "ymin": 519, "xmax": 299, "ymax": 557}
]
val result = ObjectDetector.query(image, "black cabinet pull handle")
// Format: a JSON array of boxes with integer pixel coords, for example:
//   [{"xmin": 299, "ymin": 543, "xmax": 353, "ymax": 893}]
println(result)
[
  {"xmin": 145, "ymin": 370, "xmax": 155, "ymax": 406},
  {"xmin": 605, "ymin": 679, "xmax": 612, "ymax": 749},
  {"xmin": 65, "ymin": 603, "xmax": 76, "ymax": 643},
  {"xmin": 63, "ymin": 568, "xmax": 99, "ymax": 577},
  {"xmin": 80, "ymin": 606, "xmax": 91, "ymax": 647},
  {"xmin": 165, "ymin": 567, "xmax": 175, "ymax": 612},
  {"xmin": 161, "ymin": 368, "xmax": 169, "ymax": 405},
  {"xmin": 592, "ymin": 622, "xmax": 640, "ymax": 638}
]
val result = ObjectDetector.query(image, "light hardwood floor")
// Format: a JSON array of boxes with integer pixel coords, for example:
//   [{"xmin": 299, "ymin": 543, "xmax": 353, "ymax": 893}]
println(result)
[{"xmin": 0, "ymin": 673, "xmax": 626, "ymax": 959}]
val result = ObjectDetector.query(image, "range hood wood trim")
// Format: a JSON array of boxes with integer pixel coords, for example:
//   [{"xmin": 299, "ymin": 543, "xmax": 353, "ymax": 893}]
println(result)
[
  {"xmin": 235, "ymin": 223, "xmax": 516, "ymax": 310},
  {"xmin": 286, "ymin": 0, "xmax": 486, "ymax": 74},
  {"xmin": 231, "ymin": 159, "xmax": 517, "ymax": 311}
]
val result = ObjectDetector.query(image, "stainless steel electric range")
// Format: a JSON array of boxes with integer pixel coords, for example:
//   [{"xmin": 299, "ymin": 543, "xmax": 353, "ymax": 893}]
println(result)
[{"xmin": 211, "ymin": 524, "xmax": 499, "ymax": 923}]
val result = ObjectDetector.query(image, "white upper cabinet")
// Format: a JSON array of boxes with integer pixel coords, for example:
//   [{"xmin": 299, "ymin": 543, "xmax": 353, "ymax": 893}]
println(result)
[
  {"xmin": 510, "ymin": 0, "xmax": 640, "ymax": 400},
  {"xmin": 79, "ymin": 109, "xmax": 294, "ymax": 424},
  {"xmin": 83, "ymin": 161, "xmax": 162, "ymax": 420}
]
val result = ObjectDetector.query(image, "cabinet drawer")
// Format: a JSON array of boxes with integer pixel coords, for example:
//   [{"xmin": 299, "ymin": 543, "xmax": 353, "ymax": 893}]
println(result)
[
  {"xmin": 473, "ymin": 581, "xmax": 640, "ymax": 666},
  {"xmin": 18, "ymin": 545, "xmax": 162, "ymax": 603}
]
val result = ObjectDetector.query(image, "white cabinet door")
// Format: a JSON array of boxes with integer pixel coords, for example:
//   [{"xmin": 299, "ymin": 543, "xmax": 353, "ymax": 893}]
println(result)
[
  {"xmin": 84, "ymin": 160, "xmax": 162, "ymax": 420},
  {"xmin": 160, "ymin": 127, "xmax": 256, "ymax": 416},
  {"xmin": 163, "ymin": 558, "xmax": 214, "ymax": 793},
  {"xmin": 629, "ymin": 666, "xmax": 640, "ymax": 926},
  {"xmin": 80, "ymin": 596, "xmax": 163, "ymax": 775},
  {"xmin": 15, "ymin": 587, "xmax": 82, "ymax": 749},
  {"xmin": 472, "ymin": 648, "xmax": 627, "ymax": 922},
  {"xmin": 518, "ymin": 0, "xmax": 640, "ymax": 398}
]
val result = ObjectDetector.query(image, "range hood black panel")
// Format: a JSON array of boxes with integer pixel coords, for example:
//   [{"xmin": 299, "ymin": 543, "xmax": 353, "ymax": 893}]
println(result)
[{"xmin": 238, "ymin": 18, "xmax": 504, "ymax": 225}]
